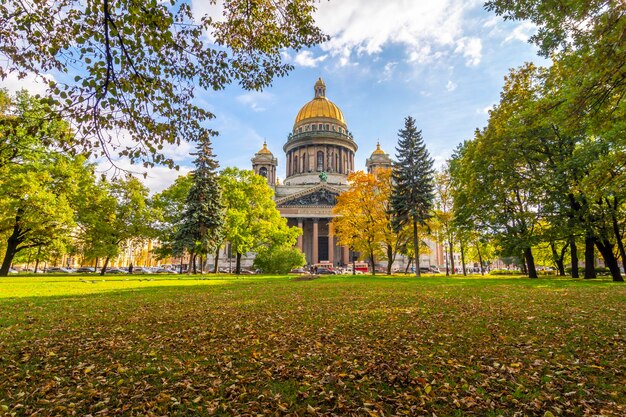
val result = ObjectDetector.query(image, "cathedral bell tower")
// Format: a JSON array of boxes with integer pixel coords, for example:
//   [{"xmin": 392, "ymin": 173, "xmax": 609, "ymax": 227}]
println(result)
[
  {"xmin": 251, "ymin": 141, "xmax": 278, "ymax": 186},
  {"xmin": 366, "ymin": 141, "xmax": 393, "ymax": 174}
]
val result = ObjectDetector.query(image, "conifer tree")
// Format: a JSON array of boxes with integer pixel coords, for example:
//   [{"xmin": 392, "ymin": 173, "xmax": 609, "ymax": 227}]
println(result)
[
  {"xmin": 174, "ymin": 137, "xmax": 224, "ymax": 273},
  {"xmin": 390, "ymin": 116, "xmax": 435, "ymax": 277}
]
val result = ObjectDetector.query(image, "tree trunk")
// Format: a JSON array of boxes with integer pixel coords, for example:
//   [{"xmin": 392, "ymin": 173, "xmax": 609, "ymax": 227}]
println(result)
[
  {"xmin": 520, "ymin": 253, "xmax": 527, "ymax": 275},
  {"xmin": 404, "ymin": 257, "xmax": 412, "ymax": 274},
  {"xmin": 413, "ymin": 220, "xmax": 420, "ymax": 277},
  {"xmin": 448, "ymin": 240, "xmax": 455, "ymax": 275},
  {"xmin": 570, "ymin": 237, "xmax": 579, "ymax": 278},
  {"xmin": 214, "ymin": 246, "xmax": 220, "ymax": 274},
  {"xmin": 460, "ymin": 240, "xmax": 466, "ymax": 276},
  {"xmin": 550, "ymin": 242, "xmax": 566, "ymax": 276},
  {"xmin": 188, "ymin": 251, "xmax": 195, "ymax": 275},
  {"xmin": 524, "ymin": 247, "xmax": 538, "ymax": 278},
  {"xmin": 100, "ymin": 257, "xmax": 110, "ymax": 275},
  {"xmin": 199, "ymin": 255, "xmax": 203, "ymax": 274},
  {"xmin": 558, "ymin": 242, "xmax": 569, "ymax": 276},
  {"xmin": 179, "ymin": 256, "xmax": 184, "ymax": 274},
  {"xmin": 1, "ymin": 210, "xmax": 25, "ymax": 277},
  {"xmin": 610, "ymin": 211, "xmax": 626, "ymax": 275},
  {"xmin": 386, "ymin": 244, "xmax": 393, "ymax": 275},
  {"xmin": 235, "ymin": 252, "xmax": 242, "ymax": 275},
  {"xmin": 0, "ymin": 235, "xmax": 20, "ymax": 277},
  {"xmin": 94, "ymin": 257, "xmax": 99, "ymax": 273},
  {"xmin": 370, "ymin": 251, "xmax": 376, "ymax": 276},
  {"xmin": 584, "ymin": 233, "xmax": 596, "ymax": 279},
  {"xmin": 33, "ymin": 246, "xmax": 42, "ymax": 273},
  {"xmin": 476, "ymin": 241, "xmax": 484, "ymax": 275},
  {"xmin": 595, "ymin": 239, "xmax": 623, "ymax": 282}
]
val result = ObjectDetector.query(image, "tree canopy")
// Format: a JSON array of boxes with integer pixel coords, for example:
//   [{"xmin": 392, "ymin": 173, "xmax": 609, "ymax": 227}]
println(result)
[{"xmin": 0, "ymin": 0, "xmax": 327, "ymax": 167}]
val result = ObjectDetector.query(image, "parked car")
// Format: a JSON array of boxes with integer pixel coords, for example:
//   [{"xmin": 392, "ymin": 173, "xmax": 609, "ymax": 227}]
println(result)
[
  {"xmin": 341, "ymin": 268, "xmax": 363, "ymax": 275},
  {"xmin": 8, "ymin": 268, "xmax": 18, "ymax": 274},
  {"xmin": 104, "ymin": 268, "xmax": 127, "ymax": 274},
  {"xmin": 22, "ymin": 267, "xmax": 44, "ymax": 273},
  {"xmin": 316, "ymin": 267, "xmax": 338, "ymax": 275},
  {"xmin": 75, "ymin": 267, "xmax": 96, "ymax": 273},
  {"xmin": 45, "ymin": 267, "xmax": 73, "ymax": 273},
  {"xmin": 290, "ymin": 268, "xmax": 307, "ymax": 274},
  {"xmin": 155, "ymin": 267, "xmax": 177, "ymax": 274},
  {"xmin": 132, "ymin": 267, "xmax": 153, "ymax": 274}
]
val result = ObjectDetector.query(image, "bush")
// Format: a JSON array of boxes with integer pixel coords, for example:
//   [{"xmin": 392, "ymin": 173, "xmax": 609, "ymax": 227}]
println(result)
[
  {"xmin": 564, "ymin": 266, "xmax": 610, "ymax": 276},
  {"xmin": 253, "ymin": 246, "xmax": 306, "ymax": 274},
  {"xmin": 489, "ymin": 269, "xmax": 520, "ymax": 276}
]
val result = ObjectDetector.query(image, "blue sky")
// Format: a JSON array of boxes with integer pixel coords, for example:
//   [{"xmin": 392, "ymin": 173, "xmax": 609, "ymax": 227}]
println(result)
[
  {"xmin": 195, "ymin": 0, "xmax": 545, "ymax": 188},
  {"xmin": 3, "ymin": 0, "xmax": 546, "ymax": 192}
]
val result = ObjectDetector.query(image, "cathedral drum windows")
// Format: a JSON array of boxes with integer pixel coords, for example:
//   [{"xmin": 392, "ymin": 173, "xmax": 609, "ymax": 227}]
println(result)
[{"xmin": 317, "ymin": 151, "xmax": 324, "ymax": 172}]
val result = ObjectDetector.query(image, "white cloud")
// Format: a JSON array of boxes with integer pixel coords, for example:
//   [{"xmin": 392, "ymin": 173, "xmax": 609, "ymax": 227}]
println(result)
[
  {"xmin": 315, "ymin": 0, "xmax": 483, "ymax": 66},
  {"xmin": 378, "ymin": 61, "xmax": 398, "ymax": 83},
  {"xmin": 446, "ymin": 80, "xmax": 457, "ymax": 92},
  {"xmin": 454, "ymin": 37, "xmax": 482, "ymax": 67},
  {"xmin": 236, "ymin": 91, "xmax": 274, "ymax": 112},
  {"xmin": 96, "ymin": 158, "xmax": 192, "ymax": 194},
  {"xmin": 293, "ymin": 50, "xmax": 328, "ymax": 68},
  {"xmin": 504, "ymin": 21, "xmax": 537, "ymax": 44},
  {"xmin": 0, "ymin": 72, "xmax": 55, "ymax": 96}
]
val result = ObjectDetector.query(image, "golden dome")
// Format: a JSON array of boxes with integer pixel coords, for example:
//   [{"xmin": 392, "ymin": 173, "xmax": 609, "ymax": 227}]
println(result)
[
  {"xmin": 294, "ymin": 78, "xmax": 347, "ymax": 129},
  {"xmin": 372, "ymin": 142, "xmax": 385, "ymax": 155},
  {"xmin": 257, "ymin": 141, "xmax": 273, "ymax": 155}
]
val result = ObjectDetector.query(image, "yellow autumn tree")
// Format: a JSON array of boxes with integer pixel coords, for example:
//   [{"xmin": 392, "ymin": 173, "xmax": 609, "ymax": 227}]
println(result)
[
  {"xmin": 377, "ymin": 168, "xmax": 411, "ymax": 274},
  {"xmin": 332, "ymin": 170, "xmax": 407, "ymax": 275},
  {"xmin": 333, "ymin": 171, "xmax": 384, "ymax": 275}
]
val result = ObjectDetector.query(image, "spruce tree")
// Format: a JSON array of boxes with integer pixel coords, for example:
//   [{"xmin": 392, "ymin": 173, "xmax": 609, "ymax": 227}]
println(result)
[
  {"xmin": 174, "ymin": 137, "xmax": 224, "ymax": 273},
  {"xmin": 390, "ymin": 116, "xmax": 435, "ymax": 277}
]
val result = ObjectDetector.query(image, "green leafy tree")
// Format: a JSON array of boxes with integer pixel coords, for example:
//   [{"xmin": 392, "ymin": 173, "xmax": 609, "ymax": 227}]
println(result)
[
  {"xmin": 0, "ymin": 0, "xmax": 326, "ymax": 167},
  {"xmin": 74, "ymin": 178, "xmax": 119, "ymax": 271},
  {"xmin": 151, "ymin": 174, "xmax": 193, "ymax": 261},
  {"xmin": 390, "ymin": 116, "xmax": 435, "ymax": 277},
  {"xmin": 0, "ymin": 91, "xmax": 88, "ymax": 276},
  {"xmin": 77, "ymin": 175, "xmax": 154, "ymax": 275},
  {"xmin": 485, "ymin": 1, "xmax": 626, "ymax": 282},
  {"xmin": 173, "ymin": 138, "xmax": 224, "ymax": 274},
  {"xmin": 219, "ymin": 167, "xmax": 300, "ymax": 275},
  {"xmin": 433, "ymin": 166, "xmax": 456, "ymax": 275},
  {"xmin": 0, "ymin": 152, "xmax": 88, "ymax": 276}
]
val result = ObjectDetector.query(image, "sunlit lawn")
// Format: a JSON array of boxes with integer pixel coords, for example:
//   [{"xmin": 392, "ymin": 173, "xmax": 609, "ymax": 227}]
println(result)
[{"xmin": 0, "ymin": 274, "xmax": 624, "ymax": 416}]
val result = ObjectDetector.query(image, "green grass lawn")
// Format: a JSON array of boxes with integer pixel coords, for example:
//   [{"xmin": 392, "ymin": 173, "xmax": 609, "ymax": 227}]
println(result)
[{"xmin": 0, "ymin": 274, "xmax": 624, "ymax": 416}]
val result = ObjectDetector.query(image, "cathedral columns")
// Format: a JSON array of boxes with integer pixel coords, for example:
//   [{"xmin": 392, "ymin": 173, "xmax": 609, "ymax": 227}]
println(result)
[
  {"xmin": 312, "ymin": 218, "xmax": 319, "ymax": 264},
  {"xmin": 328, "ymin": 223, "xmax": 334, "ymax": 265},
  {"xmin": 297, "ymin": 219, "xmax": 303, "ymax": 251}
]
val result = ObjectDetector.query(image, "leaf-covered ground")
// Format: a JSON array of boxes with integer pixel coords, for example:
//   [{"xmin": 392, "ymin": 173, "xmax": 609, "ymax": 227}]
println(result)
[{"xmin": 0, "ymin": 275, "xmax": 624, "ymax": 416}]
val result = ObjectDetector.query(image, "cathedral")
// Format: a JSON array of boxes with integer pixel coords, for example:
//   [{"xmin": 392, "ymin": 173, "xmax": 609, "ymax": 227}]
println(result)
[{"xmin": 250, "ymin": 78, "xmax": 397, "ymax": 266}]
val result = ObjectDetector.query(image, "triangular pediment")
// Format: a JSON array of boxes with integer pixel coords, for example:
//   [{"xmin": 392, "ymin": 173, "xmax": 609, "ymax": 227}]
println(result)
[{"xmin": 276, "ymin": 184, "xmax": 343, "ymax": 207}]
